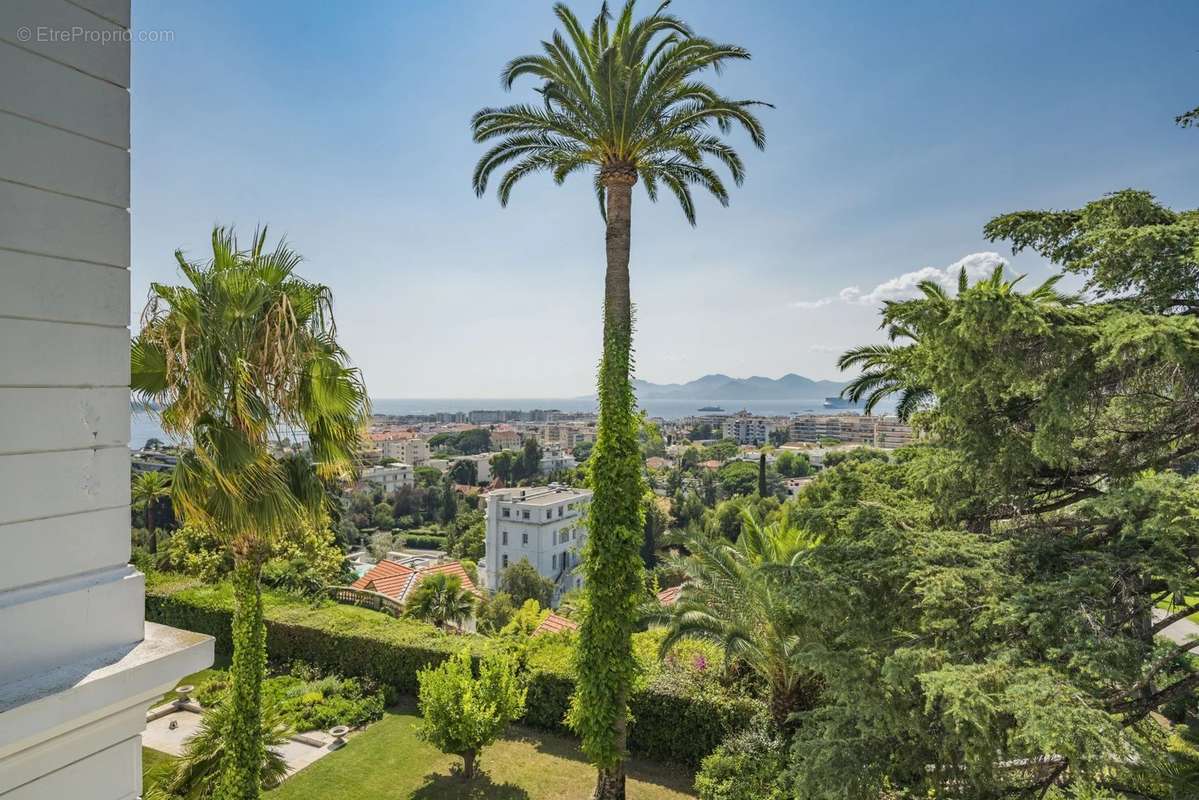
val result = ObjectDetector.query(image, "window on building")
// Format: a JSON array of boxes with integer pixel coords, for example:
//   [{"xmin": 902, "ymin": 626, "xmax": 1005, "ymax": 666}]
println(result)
[
  {"xmin": 558, "ymin": 506, "xmax": 564, "ymax": 517},
  {"xmin": 502, "ymin": 507, "xmax": 510, "ymax": 518},
  {"xmin": 501, "ymin": 531, "xmax": 508, "ymax": 545},
  {"xmin": 522, "ymin": 532, "xmax": 529, "ymax": 545},
  {"xmin": 502, "ymin": 554, "xmax": 509, "ymax": 568},
  {"xmin": 522, "ymin": 510, "xmax": 530, "ymax": 520},
  {"xmin": 552, "ymin": 554, "xmax": 558, "ymax": 570}
]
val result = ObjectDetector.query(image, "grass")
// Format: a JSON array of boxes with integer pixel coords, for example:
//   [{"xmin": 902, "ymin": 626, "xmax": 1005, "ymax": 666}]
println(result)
[
  {"xmin": 267, "ymin": 704, "xmax": 697, "ymax": 800},
  {"xmin": 1157, "ymin": 595, "xmax": 1199, "ymax": 624},
  {"xmin": 142, "ymin": 746, "xmax": 176, "ymax": 784}
]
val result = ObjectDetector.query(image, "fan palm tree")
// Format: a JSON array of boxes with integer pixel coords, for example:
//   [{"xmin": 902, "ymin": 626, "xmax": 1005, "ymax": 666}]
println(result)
[
  {"xmin": 131, "ymin": 227, "xmax": 368, "ymax": 800},
  {"xmin": 649, "ymin": 513, "xmax": 820, "ymax": 730},
  {"xmin": 472, "ymin": 3, "xmax": 767, "ymax": 794},
  {"xmin": 405, "ymin": 573, "xmax": 476, "ymax": 631},
  {"xmin": 132, "ymin": 470, "xmax": 172, "ymax": 555}
]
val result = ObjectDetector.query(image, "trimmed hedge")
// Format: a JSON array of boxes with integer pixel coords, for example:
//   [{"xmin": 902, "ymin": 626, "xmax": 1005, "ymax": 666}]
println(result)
[
  {"xmin": 146, "ymin": 577, "xmax": 759, "ymax": 766},
  {"xmin": 400, "ymin": 533, "xmax": 448, "ymax": 551}
]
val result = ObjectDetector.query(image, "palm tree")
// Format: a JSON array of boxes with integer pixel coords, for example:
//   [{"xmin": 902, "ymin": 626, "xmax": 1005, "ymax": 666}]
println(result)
[
  {"xmin": 406, "ymin": 573, "xmax": 476, "ymax": 631},
  {"xmin": 131, "ymin": 227, "xmax": 368, "ymax": 800},
  {"xmin": 132, "ymin": 470, "xmax": 172, "ymax": 555},
  {"xmin": 144, "ymin": 697, "xmax": 290, "ymax": 800},
  {"xmin": 472, "ymin": 4, "xmax": 767, "ymax": 795},
  {"xmin": 837, "ymin": 266, "xmax": 1072, "ymax": 419},
  {"xmin": 650, "ymin": 513, "xmax": 820, "ymax": 730}
]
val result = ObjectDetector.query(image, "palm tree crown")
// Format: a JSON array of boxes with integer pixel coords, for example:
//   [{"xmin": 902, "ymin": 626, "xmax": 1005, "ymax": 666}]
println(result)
[
  {"xmin": 406, "ymin": 573, "xmax": 476, "ymax": 631},
  {"xmin": 131, "ymin": 227, "xmax": 369, "ymax": 555},
  {"xmin": 838, "ymin": 266, "xmax": 1073, "ymax": 419},
  {"xmin": 472, "ymin": 0, "xmax": 770, "ymax": 223}
]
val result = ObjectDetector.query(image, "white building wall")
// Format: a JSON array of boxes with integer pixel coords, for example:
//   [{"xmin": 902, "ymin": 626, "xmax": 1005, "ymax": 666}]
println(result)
[
  {"xmin": 483, "ymin": 487, "xmax": 589, "ymax": 603},
  {"xmin": 0, "ymin": 5, "xmax": 212, "ymax": 797}
]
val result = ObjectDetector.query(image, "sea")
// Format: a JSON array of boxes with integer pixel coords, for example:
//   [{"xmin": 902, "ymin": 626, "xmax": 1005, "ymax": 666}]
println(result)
[{"xmin": 131, "ymin": 396, "xmax": 868, "ymax": 449}]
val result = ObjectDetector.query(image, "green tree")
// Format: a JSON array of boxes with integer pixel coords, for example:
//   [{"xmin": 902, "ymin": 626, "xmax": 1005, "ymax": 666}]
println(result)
[
  {"xmin": 132, "ymin": 470, "xmax": 172, "ymax": 556},
  {"xmin": 472, "ymin": 2, "xmax": 767, "ymax": 791},
  {"xmin": 456, "ymin": 428, "xmax": 492, "ymax": 454},
  {"xmin": 654, "ymin": 514, "xmax": 819, "ymax": 728},
  {"xmin": 440, "ymin": 478, "xmax": 459, "ymax": 523},
  {"xmin": 372, "ymin": 501, "xmax": 395, "ymax": 531},
  {"xmin": 132, "ymin": 227, "xmax": 367, "ymax": 800},
  {"xmin": 416, "ymin": 649, "xmax": 526, "ymax": 779},
  {"xmin": 775, "ymin": 450, "xmax": 810, "ymax": 478},
  {"xmin": 518, "ymin": 437, "xmax": 543, "ymax": 482},
  {"xmin": 704, "ymin": 439, "xmax": 739, "ymax": 463},
  {"xmin": 405, "ymin": 573, "xmax": 476, "ymax": 631},
  {"xmin": 490, "ymin": 450, "xmax": 516, "ymax": 485},
  {"xmin": 500, "ymin": 558, "xmax": 556, "ymax": 608},
  {"xmin": 476, "ymin": 591, "xmax": 517, "ymax": 634},
  {"xmin": 717, "ymin": 461, "xmax": 758, "ymax": 497},
  {"xmin": 414, "ymin": 465, "xmax": 443, "ymax": 487},
  {"xmin": 449, "ymin": 458, "xmax": 479, "ymax": 485}
]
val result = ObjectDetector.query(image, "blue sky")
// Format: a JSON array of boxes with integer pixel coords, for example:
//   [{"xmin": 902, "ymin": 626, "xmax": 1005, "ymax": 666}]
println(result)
[{"xmin": 130, "ymin": 0, "xmax": 1198, "ymax": 397}]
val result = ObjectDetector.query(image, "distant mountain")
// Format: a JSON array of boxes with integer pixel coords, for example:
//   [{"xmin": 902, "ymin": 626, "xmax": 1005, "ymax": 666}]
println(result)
[{"xmin": 632, "ymin": 373, "xmax": 849, "ymax": 403}]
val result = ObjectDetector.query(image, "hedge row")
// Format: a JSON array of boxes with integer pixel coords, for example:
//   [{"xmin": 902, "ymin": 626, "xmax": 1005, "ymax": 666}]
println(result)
[
  {"xmin": 401, "ymin": 533, "xmax": 448, "ymax": 550},
  {"xmin": 146, "ymin": 578, "xmax": 757, "ymax": 765}
]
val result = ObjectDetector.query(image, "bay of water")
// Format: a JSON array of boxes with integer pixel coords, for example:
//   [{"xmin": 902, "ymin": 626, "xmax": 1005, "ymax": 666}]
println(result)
[{"xmin": 132, "ymin": 396, "xmax": 883, "ymax": 449}]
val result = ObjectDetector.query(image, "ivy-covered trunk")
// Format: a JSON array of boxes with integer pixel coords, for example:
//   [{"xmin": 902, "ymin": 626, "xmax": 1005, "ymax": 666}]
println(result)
[
  {"xmin": 575, "ymin": 169, "xmax": 646, "ymax": 800},
  {"xmin": 216, "ymin": 554, "xmax": 267, "ymax": 800}
]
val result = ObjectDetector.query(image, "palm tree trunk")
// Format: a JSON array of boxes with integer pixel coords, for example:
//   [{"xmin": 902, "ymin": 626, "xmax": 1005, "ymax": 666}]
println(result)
[
  {"xmin": 581, "ymin": 170, "xmax": 642, "ymax": 800},
  {"xmin": 217, "ymin": 553, "xmax": 267, "ymax": 800}
]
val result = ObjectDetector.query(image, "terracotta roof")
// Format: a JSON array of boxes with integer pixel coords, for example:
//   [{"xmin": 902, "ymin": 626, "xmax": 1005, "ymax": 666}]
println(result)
[
  {"xmin": 412, "ymin": 561, "xmax": 483, "ymax": 598},
  {"xmin": 657, "ymin": 585, "xmax": 683, "ymax": 606},
  {"xmin": 533, "ymin": 612, "xmax": 579, "ymax": 636},
  {"xmin": 351, "ymin": 560, "xmax": 416, "ymax": 600}
]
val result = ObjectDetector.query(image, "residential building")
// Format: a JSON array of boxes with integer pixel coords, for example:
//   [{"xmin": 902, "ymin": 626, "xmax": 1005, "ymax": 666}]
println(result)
[
  {"xmin": 0, "ymin": 14, "xmax": 213, "ymax": 799},
  {"xmin": 788, "ymin": 414, "xmax": 913, "ymax": 448},
  {"xmin": 483, "ymin": 485, "xmax": 592, "ymax": 604},
  {"xmin": 489, "ymin": 426, "xmax": 520, "ymax": 450},
  {"xmin": 361, "ymin": 463, "xmax": 414, "ymax": 493},
  {"xmin": 381, "ymin": 437, "xmax": 430, "ymax": 466},
  {"xmin": 539, "ymin": 451, "xmax": 578, "ymax": 474},
  {"xmin": 722, "ymin": 413, "xmax": 775, "ymax": 445}
]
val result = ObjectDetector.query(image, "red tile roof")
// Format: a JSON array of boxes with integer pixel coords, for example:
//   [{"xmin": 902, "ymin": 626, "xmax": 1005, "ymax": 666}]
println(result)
[
  {"xmin": 533, "ymin": 612, "xmax": 579, "ymax": 636},
  {"xmin": 351, "ymin": 560, "xmax": 416, "ymax": 601},
  {"xmin": 657, "ymin": 585, "xmax": 683, "ymax": 606}
]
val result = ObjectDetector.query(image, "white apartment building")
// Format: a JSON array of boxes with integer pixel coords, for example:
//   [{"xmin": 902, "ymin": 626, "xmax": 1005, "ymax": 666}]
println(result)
[
  {"xmin": 788, "ymin": 414, "xmax": 913, "ymax": 448},
  {"xmin": 539, "ymin": 451, "xmax": 578, "ymax": 473},
  {"xmin": 722, "ymin": 414, "xmax": 775, "ymax": 445},
  {"xmin": 483, "ymin": 485, "xmax": 592, "ymax": 604},
  {"xmin": 381, "ymin": 437, "xmax": 430, "ymax": 466},
  {"xmin": 0, "ymin": 10, "xmax": 213, "ymax": 798},
  {"xmin": 361, "ymin": 463, "xmax": 415, "ymax": 493}
]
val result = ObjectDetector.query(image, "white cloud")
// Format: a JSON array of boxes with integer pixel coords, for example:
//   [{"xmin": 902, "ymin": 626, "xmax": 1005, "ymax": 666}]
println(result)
[
  {"xmin": 789, "ymin": 252, "xmax": 1009, "ymax": 310},
  {"xmin": 789, "ymin": 297, "xmax": 833, "ymax": 309}
]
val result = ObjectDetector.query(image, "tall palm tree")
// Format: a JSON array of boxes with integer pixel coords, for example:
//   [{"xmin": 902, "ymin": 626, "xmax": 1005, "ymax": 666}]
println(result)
[
  {"xmin": 472, "ymin": 3, "xmax": 767, "ymax": 795},
  {"xmin": 650, "ymin": 513, "xmax": 820, "ymax": 729},
  {"xmin": 131, "ymin": 227, "xmax": 368, "ymax": 800},
  {"xmin": 405, "ymin": 572, "xmax": 476, "ymax": 631},
  {"xmin": 132, "ymin": 470, "xmax": 172, "ymax": 555}
]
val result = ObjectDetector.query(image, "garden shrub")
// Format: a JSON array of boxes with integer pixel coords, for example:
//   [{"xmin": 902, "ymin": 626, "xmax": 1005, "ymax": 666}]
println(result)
[{"xmin": 694, "ymin": 724, "xmax": 790, "ymax": 800}]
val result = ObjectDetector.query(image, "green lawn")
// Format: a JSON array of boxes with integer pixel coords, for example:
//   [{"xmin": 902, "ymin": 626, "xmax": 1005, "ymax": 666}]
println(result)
[
  {"xmin": 267, "ymin": 705, "xmax": 697, "ymax": 800},
  {"xmin": 142, "ymin": 746, "xmax": 176, "ymax": 784},
  {"xmin": 1158, "ymin": 595, "xmax": 1199, "ymax": 624}
]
